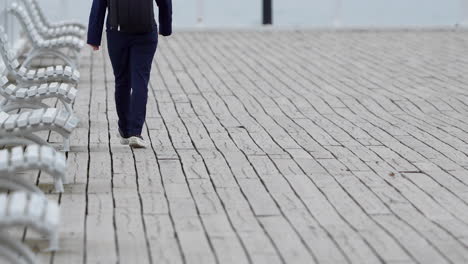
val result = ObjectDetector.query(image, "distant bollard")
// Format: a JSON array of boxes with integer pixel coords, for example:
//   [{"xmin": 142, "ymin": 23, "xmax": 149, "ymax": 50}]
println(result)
[
  {"xmin": 333, "ymin": 0, "xmax": 343, "ymax": 27},
  {"xmin": 263, "ymin": 0, "xmax": 272, "ymax": 25},
  {"xmin": 197, "ymin": 0, "xmax": 204, "ymax": 25},
  {"xmin": 461, "ymin": 0, "xmax": 468, "ymax": 26}
]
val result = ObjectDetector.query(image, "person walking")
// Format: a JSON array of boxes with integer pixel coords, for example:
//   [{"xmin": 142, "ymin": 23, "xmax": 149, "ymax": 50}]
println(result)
[{"xmin": 87, "ymin": 0, "xmax": 172, "ymax": 148}]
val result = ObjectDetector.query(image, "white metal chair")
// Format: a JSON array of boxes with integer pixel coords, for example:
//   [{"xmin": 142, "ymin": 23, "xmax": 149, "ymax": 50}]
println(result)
[
  {"xmin": 18, "ymin": 0, "xmax": 85, "ymax": 38},
  {"xmin": 0, "ymin": 76, "xmax": 77, "ymax": 114},
  {"xmin": 0, "ymin": 145, "xmax": 67, "ymax": 193},
  {"xmin": 0, "ymin": 27, "xmax": 80, "ymax": 86},
  {"xmin": 0, "ymin": 108, "xmax": 79, "ymax": 151},
  {"xmin": 0, "ymin": 192, "xmax": 60, "ymax": 250},
  {"xmin": 8, "ymin": 3, "xmax": 84, "ymax": 69}
]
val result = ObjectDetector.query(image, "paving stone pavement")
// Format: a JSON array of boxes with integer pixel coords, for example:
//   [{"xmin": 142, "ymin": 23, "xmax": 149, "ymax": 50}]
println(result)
[{"xmin": 27, "ymin": 29, "xmax": 468, "ymax": 264}]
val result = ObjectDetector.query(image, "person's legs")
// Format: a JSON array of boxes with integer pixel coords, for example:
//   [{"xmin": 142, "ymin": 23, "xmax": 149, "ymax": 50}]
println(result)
[
  {"xmin": 127, "ymin": 32, "xmax": 158, "ymax": 137},
  {"xmin": 107, "ymin": 31, "xmax": 131, "ymax": 138}
]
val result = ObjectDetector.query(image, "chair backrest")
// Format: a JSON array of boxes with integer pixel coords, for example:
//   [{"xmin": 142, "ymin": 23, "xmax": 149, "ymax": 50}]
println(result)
[
  {"xmin": 0, "ymin": 27, "xmax": 21, "ymax": 73},
  {"xmin": 18, "ymin": 0, "xmax": 49, "ymax": 34},
  {"xmin": 29, "ymin": 0, "xmax": 50, "ymax": 28},
  {"xmin": 8, "ymin": 3, "xmax": 44, "ymax": 45}
]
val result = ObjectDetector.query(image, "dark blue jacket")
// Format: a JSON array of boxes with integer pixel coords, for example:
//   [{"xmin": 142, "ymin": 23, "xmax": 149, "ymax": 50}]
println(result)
[{"xmin": 87, "ymin": 0, "xmax": 172, "ymax": 46}]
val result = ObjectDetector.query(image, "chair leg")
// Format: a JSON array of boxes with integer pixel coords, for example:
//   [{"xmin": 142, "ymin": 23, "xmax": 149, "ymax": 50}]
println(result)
[
  {"xmin": 63, "ymin": 137, "xmax": 70, "ymax": 152},
  {"xmin": 62, "ymin": 99, "xmax": 74, "ymax": 114},
  {"xmin": 53, "ymin": 177, "xmax": 64, "ymax": 193},
  {"xmin": 61, "ymin": 173, "xmax": 68, "ymax": 185},
  {"xmin": 0, "ymin": 232, "xmax": 37, "ymax": 264},
  {"xmin": 0, "ymin": 177, "xmax": 44, "ymax": 195},
  {"xmin": 0, "ymin": 244, "xmax": 28, "ymax": 264},
  {"xmin": 49, "ymin": 50, "xmax": 77, "ymax": 69},
  {"xmin": 71, "ymin": 50, "xmax": 80, "ymax": 67},
  {"xmin": 52, "ymin": 50, "xmax": 77, "ymax": 69},
  {"xmin": 22, "ymin": 49, "xmax": 40, "ymax": 68},
  {"xmin": 45, "ymin": 231, "xmax": 59, "ymax": 252}
]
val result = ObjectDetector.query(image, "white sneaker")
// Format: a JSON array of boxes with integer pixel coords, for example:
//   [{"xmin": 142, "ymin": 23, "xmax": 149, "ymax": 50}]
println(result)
[
  {"xmin": 117, "ymin": 132, "xmax": 129, "ymax": 145},
  {"xmin": 129, "ymin": 136, "xmax": 147, "ymax": 148}
]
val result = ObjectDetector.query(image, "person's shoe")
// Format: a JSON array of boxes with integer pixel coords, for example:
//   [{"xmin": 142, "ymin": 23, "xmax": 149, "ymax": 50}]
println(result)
[
  {"xmin": 117, "ymin": 130, "xmax": 129, "ymax": 145},
  {"xmin": 129, "ymin": 136, "xmax": 147, "ymax": 148},
  {"xmin": 119, "ymin": 134, "xmax": 130, "ymax": 145}
]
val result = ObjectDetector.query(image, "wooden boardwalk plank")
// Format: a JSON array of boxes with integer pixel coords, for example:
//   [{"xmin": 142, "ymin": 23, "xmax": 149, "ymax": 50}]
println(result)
[{"xmin": 34, "ymin": 29, "xmax": 468, "ymax": 264}]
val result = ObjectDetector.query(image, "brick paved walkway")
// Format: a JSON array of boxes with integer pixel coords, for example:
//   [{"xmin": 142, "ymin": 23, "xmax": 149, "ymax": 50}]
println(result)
[{"xmin": 30, "ymin": 29, "xmax": 468, "ymax": 264}]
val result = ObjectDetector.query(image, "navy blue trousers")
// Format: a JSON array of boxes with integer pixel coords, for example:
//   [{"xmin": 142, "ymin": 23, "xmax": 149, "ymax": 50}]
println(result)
[{"xmin": 107, "ymin": 29, "xmax": 158, "ymax": 138}]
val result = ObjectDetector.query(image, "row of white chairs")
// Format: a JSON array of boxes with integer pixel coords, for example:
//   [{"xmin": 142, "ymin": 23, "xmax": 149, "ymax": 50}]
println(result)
[
  {"xmin": 0, "ymin": 0, "xmax": 86, "ymax": 262},
  {"xmin": 8, "ymin": 2, "xmax": 84, "ymax": 69}
]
